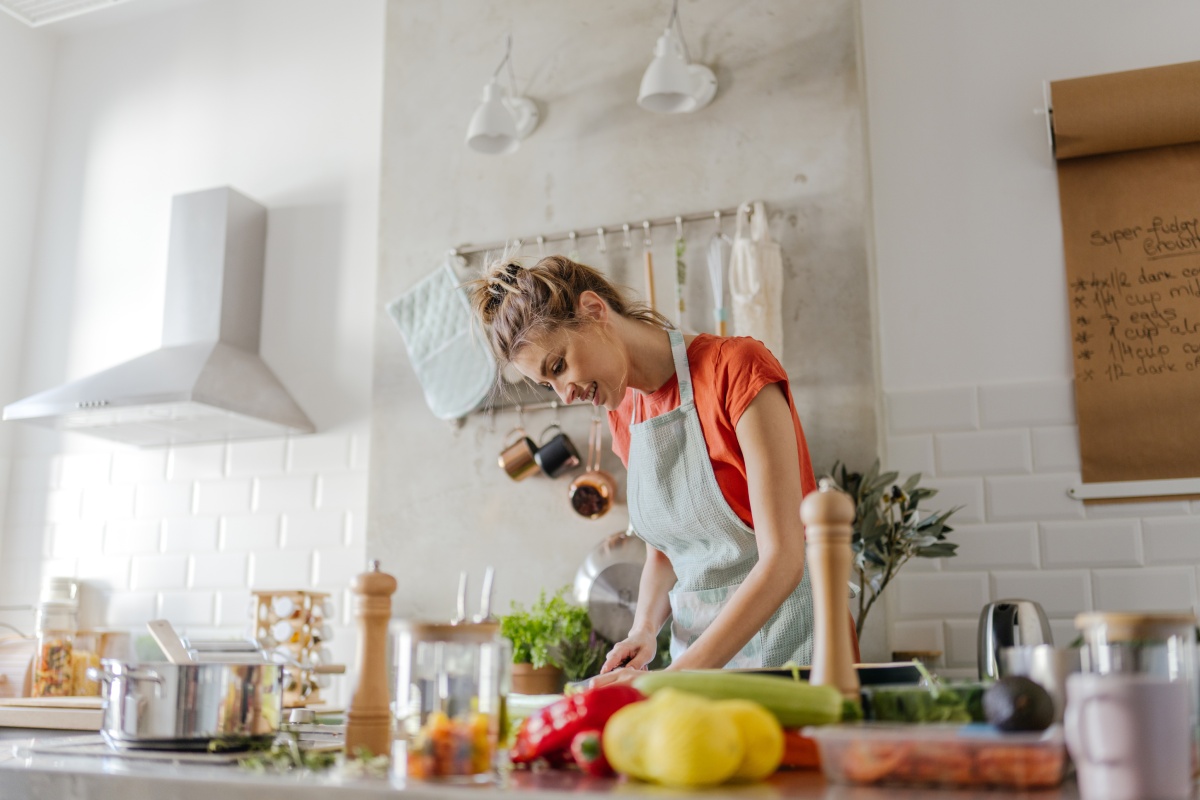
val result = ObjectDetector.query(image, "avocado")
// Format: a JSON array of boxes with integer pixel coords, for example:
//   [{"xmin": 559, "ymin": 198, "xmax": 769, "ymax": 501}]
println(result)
[{"xmin": 982, "ymin": 676, "xmax": 1055, "ymax": 732}]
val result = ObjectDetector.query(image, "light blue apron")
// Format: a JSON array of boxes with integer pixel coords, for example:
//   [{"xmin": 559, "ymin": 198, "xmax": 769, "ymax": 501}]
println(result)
[{"xmin": 626, "ymin": 329, "xmax": 814, "ymax": 668}]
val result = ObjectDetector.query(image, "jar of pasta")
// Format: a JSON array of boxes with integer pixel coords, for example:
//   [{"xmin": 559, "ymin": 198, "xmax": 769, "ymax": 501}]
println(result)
[{"xmin": 32, "ymin": 601, "xmax": 76, "ymax": 697}]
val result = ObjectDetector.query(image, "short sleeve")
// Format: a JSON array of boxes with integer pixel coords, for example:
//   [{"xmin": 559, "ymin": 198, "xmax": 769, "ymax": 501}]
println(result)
[
  {"xmin": 607, "ymin": 389, "xmax": 636, "ymax": 468},
  {"xmin": 716, "ymin": 337, "xmax": 789, "ymax": 427}
]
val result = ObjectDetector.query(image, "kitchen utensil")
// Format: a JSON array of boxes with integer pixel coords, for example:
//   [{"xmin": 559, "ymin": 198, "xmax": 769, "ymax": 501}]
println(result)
[
  {"xmin": 707, "ymin": 212, "xmax": 731, "ymax": 336},
  {"xmin": 802, "ymin": 478, "xmax": 859, "ymax": 700},
  {"xmin": 999, "ymin": 644, "xmax": 1081, "ymax": 723},
  {"xmin": 673, "ymin": 216, "xmax": 687, "ymax": 327},
  {"xmin": 568, "ymin": 412, "xmax": 617, "ymax": 519},
  {"xmin": 145, "ymin": 619, "xmax": 194, "ymax": 665},
  {"xmin": 498, "ymin": 427, "xmax": 540, "ymax": 481},
  {"xmin": 345, "ymin": 560, "xmax": 396, "ymax": 760},
  {"xmin": 573, "ymin": 522, "xmax": 646, "ymax": 642},
  {"xmin": 977, "ymin": 598, "xmax": 1052, "ymax": 680},
  {"xmin": 474, "ymin": 565, "xmax": 497, "ymax": 623},
  {"xmin": 89, "ymin": 659, "xmax": 283, "ymax": 750},
  {"xmin": 532, "ymin": 423, "xmax": 580, "ymax": 478},
  {"xmin": 643, "ymin": 220, "xmax": 656, "ymax": 311}
]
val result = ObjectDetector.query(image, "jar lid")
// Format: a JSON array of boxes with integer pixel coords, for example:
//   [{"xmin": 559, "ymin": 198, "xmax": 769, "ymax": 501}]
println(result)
[
  {"xmin": 394, "ymin": 620, "xmax": 501, "ymax": 643},
  {"xmin": 1074, "ymin": 611, "xmax": 1197, "ymax": 640}
]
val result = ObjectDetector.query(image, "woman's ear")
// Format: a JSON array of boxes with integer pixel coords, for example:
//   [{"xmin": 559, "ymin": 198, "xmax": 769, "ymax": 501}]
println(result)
[{"xmin": 577, "ymin": 290, "xmax": 608, "ymax": 323}]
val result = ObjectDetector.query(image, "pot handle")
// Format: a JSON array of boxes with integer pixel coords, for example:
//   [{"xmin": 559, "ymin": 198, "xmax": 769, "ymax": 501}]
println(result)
[{"xmin": 85, "ymin": 666, "xmax": 112, "ymax": 686}]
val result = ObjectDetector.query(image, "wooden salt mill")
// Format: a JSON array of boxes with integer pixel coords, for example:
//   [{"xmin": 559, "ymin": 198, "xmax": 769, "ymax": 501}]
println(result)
[
  {"xmin": 345, "ymin": 559, "xmax": 397, "ymax": 759},
  {"xmin": 801, "ymin": 478, "xmax": 860, "ymax": 700}
]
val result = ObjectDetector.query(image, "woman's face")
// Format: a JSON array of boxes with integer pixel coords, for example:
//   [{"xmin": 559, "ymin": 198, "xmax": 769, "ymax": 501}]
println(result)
[{"xmin": 511, "ymin": 321, "xmax": 627, "ymax": 410}]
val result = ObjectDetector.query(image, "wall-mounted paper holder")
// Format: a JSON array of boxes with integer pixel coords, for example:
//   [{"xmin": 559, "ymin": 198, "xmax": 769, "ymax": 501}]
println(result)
[
  {"xmin": 1068, "ymin": 477, "xmax": 1200, "ymax": 501},
  {"xmin": 1035, "ymin": 79, "xmax": 1056, "ymax": 158}
]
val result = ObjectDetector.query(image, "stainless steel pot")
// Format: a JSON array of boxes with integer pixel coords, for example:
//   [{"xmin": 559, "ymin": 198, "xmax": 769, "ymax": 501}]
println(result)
[
  {"xmin": 90, "ymin": 659, "xmax": 284, "ymax": 750},
  {"xmin": 977, "ymin": 598, "xmax": 1052, "ymax": 680}
]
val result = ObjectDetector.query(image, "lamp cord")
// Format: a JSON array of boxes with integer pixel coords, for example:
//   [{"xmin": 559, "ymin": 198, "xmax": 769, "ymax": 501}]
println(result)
[
  {"xmin": 492, "ymin": 34, "xmax": 520, "ymax": 98},
  {"xmin": 667, "ymin": 0, "xmax": 693, "ymax": 64}
]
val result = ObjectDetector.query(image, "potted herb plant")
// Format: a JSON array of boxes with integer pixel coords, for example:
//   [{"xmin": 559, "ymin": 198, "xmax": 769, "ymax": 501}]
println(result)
[
  {"xmin": 500, "ymin": 586, "xmax": 609, "ymax": 694},
  {"xmin": 827, "ymin": 460, "xmax": 961, "ymax": 637}
]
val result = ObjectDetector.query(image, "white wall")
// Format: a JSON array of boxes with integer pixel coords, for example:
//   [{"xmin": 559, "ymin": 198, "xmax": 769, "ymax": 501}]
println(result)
[
  {"xmin": 862, "ymin": 0, "xmax": 1200, "ymax": 673},
  {"xmin": 0, "ymin": 0, "xmax": 384, "ymax": 696},
  {"xmin": 370, "ymin": 0, "xmax": 879, "ymax": 626}
]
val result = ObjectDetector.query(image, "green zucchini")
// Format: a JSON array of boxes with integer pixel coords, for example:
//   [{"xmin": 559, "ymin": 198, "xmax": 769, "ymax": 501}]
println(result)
[{"xmin": 631, "ymin": 670, "xmax": 843, "ymax": 727}]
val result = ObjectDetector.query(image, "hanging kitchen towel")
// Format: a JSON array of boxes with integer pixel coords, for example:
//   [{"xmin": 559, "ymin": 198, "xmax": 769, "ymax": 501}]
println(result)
[
  {"xmin": 386, "ymin": 260, "xmax": 497, "ymax": 420},
  {"xmin": 729, "ymin": 201, "xmax": 784, "ymax": 360}
]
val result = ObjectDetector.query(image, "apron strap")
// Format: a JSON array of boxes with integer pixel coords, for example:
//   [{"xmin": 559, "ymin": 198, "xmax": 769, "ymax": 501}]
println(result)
[{"xmin": 667, "ymin": 329, "xmax": 693, "ymax": 406}]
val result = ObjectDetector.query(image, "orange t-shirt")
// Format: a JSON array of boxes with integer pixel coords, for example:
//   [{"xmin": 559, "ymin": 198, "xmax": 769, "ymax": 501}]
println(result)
[{"xmin": 608, "ymin": 334, "xmax": 817, "ymax": 529}]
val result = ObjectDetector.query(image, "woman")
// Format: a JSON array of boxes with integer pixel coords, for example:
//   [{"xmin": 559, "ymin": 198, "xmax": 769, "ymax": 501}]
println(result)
[{"xmin": 469, "ymin": 255, "xmax": 836, "ymax": 686}]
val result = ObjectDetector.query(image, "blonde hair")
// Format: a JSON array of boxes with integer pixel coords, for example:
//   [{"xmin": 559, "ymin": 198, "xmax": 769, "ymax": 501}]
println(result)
[{"xmin": 466, "ymin": 255, "xmax": 670, "ymax": 364}]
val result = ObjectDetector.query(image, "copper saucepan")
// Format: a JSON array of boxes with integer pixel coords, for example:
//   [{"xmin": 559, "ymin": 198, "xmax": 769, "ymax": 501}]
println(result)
[{"xmin": 569, "ymin": 413, "xmax": 616, "ymax": 518}]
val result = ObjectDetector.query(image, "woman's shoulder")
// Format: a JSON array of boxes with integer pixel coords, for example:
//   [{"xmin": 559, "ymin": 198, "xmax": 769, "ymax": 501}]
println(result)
[{"xmin": 688, "ymin": 334, "xmax": 784, "ymax": 377}]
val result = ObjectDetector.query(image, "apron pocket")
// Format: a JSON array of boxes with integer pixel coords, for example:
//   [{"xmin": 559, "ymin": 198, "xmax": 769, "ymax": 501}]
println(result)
[{"xmin": 668, "ymin": 584, "xmax": 763, "ymax": 669}]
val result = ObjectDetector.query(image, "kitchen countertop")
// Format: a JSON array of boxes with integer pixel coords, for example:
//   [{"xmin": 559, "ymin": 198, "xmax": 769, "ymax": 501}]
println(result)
[{"xmin": 0, "ymin": 731, "xmax": 1087, "ymax": 800}]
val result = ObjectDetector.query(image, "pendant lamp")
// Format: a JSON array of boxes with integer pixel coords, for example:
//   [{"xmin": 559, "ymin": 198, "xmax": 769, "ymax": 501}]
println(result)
[{"xmin": 638, "ymin": 0, "xmax": 717, "ymax": 113}]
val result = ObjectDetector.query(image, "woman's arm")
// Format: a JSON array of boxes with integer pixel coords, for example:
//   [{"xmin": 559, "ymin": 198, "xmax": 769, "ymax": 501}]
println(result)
[
  {"xmin": 593, "ymin": 546, "xmax": 675, "ymax": 681},
  {"xmin": 666, "ymin": 382, "xmax": 807, "ymax": 670}
]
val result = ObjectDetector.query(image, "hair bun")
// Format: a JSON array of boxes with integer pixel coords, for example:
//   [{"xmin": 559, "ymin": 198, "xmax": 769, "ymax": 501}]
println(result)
[{"xmin": 484, "ymin": 260, "xmax": 522, "ymax": 311}]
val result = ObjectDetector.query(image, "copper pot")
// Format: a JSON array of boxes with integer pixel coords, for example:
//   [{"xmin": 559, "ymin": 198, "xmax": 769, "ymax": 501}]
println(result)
[
  {"xmin": 569, "ymin": 414, "xmax": 616, "ymax": 519},
  {"xmin": 498, "ymin": 427, "xmax": 540, "ymax": 481}
]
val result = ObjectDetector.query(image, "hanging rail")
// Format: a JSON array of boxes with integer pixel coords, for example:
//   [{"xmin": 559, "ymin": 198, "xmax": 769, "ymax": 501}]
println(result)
[{"xmin": 451, "ymin": 204, "xmax": 753, "ymax": 257}]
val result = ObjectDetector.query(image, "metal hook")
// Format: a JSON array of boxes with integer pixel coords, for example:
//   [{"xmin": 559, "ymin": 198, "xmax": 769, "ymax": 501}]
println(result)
[
  {"xmin": 675, "ymin": 216, "xmax": 683, "ymax": 240},
  {"xmin": 622, "ymin": 223, "xmax": 632, "ymax": 250},
  {"xmin": 714, "ymin": 209, "xmax": 722, "ymax": 232},
  {"xmin": 568, "ymin": 230, "xmax": 578, "ymax": 255},
  {"xmin": 643, "ymin": 220, "xmax": 652, "ymax": 248},
  {"xmin": 596, "ymin": 227, "xmax": 607, "ymax": 254},
  {"xmin": 536, "ymin": 235, "xmax": 545, "ymax": 258}
]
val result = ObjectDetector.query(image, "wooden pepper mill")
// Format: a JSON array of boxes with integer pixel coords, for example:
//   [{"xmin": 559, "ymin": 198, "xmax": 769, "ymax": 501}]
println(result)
[
  {"xmin": 345, "ymin": 559, "xmax": 397, "ymax": 759},
  {"xmin": 801, "ymin": 478, "xmax": 860, "ymax": 700}
]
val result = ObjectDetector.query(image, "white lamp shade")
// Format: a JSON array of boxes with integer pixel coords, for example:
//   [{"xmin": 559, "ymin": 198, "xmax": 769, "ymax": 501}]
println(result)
[
  {"xmin": 638, "ymin": 28, "xmax": 717, "ymax": 114},
  {"xmin": 466, "ymin": 81, "xmax": 521, "ymax": 154}
]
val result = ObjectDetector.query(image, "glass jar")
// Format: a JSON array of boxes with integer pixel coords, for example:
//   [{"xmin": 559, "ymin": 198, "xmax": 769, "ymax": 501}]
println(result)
[
  {"xmin": 32, "ymin": 601, "xmax": 77, "ymax": 697},
  {"xmin": 394, "ymin": 621, "xmax": 510, "ymax": 783}
]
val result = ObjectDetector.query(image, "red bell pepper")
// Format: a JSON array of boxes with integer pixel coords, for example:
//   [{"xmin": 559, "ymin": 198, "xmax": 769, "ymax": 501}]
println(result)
[
  {"xmin": 509, "ymin": 684, "xmax": 644, "ymax": 764},
  {"xmin": 570, "ymin": 729, "xmax": 613, "ymax": 777}
]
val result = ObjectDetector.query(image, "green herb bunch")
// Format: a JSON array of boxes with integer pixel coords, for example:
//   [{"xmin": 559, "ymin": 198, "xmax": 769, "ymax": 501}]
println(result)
[
  {"xmin": 500, "ymin": 586, "xmax": 610, "ymax": 682},
  {"xmin": 827, "ymin": 460, "xmax": 961, "ymax": 636}
]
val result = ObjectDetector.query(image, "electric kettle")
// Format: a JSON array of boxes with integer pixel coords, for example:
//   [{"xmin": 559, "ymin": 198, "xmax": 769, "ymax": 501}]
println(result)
[{"xmin": 977, "ymin": 598, "xmax": 1052, "ymax": 680}]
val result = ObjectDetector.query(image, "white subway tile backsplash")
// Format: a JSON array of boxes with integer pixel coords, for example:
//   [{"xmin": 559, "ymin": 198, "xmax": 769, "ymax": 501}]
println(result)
[
  {"xmin": 887, "ymin": 387, "xmax": 978, "ymax": 434},
  {"xmin": 57, "ymin": 454, "xmax": 111, "ymax": 488},
  {"xmin": 978, "ymin": 381, "xmax": 1075, "ymax": 429},
  {"xmin": 112, "ymin": 450, "xmax": 168, "ymax": 484},
  {"xmin": 162, "ymin": 517, "xmax": 219, "ymax": 553},
  {"xmin": 104, "ymin": 519, "xmax": 162, "ymax": 555},
  {"xmin": 41, "ymin": 558, "xmax": 78, "ymax": 579},
  {"xmin": 228, "ymin": 440, "xmax": 287, "ymax": 477},
  {"xmin": 249, "ymin": 550, "xmax": 314, "ymax": 590},
  {"xmin": 317, "ymin": 473, "xmax": 368, "ymax": 512},
  {"xmin": 135, "ymin": 482, "xmax": 194, "ymax": 518},
  {"xmin": 314, "ymin": 548, "xmax": 366, "ymax": 590},
  {"xmin": 884, "ymin": 436, "xmax": 935, "ymax": 476},
  {"xmin": 190, "ymin": 553, "xmax": 250, "ymax": 589},
  {"xmin": 1048, "ymin": 619, "xmax": 1078, "ymax": 648},
  {"xmin": 943, "ymin": 620, "xmax": 980, "ymax": 670},
  {"xmin": 935, "ymin": 430, "xmax": 1031, "ymax": 476},
  {"xmin": 45, "ymin": 489, "xmax": 83, "ymax": 523},
  {"xmin": 1040, "ymin": 520, "xmax": 1141, "ymax": 568},
  {"xmin": 289, "ymin": 435, "xmax": 351, "ymax": 474},
  {"xmin": 1091, "ymin": 567, "xmax": 1196, "ymax": 612},
  {"xmin": 943, "ymin": 524, "xmax": 1039, "ymax": 570},
  {"xmin": 346, "ymin": 510, "xmax": 364, "ymax": 548},
  {"xmin": 221, "ymin": 515, "xmax": 281, "ymax": 551},
  {"xmin": 76, "ymin": 556, "xmax": 132, "ymax": 591},
  {"xmin": 888, "ymin": 620, "xmax": 945, "ymax": 654},
  {"xmin": 1031, "ymin": 427, "xmax": 1081, "ymax": 473},
  {"xmin": 159, "ymin": 591, "xmax": 215, "ymax": 626},
  {"xmin": 106, "ymin": 592, "xmax": 158, "ymax": 627},
  {"xmin": 168, "ymin": 444, "xmax": 227, "ymax": 481},
  {"xmin": 254, "ymin": 476, "xmax": 316, "ymax": 513},
  {"xmin": 130, "ymin": 555, "xmax": 189, "ymax": 591},
  {"xmin": 1142, "ymin": 517, "xmax": 1200, "ymax": 564},
  {"xmin": 986, "ymin": 475, "xmax": 1084, "ymax": 522},
  {"xmin": 923, "ymin": 478, "xmax": 985, "ymax": 524},
  {"xmin": 283, "ymin": 513, "xmax": 346, "ymax": 550},
  {"xmin": 81, "ymin": 485, "xmax": 136, "ymax": 522},
  {"xmin": 216, "ymin": 590, "xmax": 254, "ymax": 628},
  {"xmin": 350, "ymin": 434, "xmax": 370, "ymax": 472},
  {"xmin": 1085, "ymin": 499, "xmax": 1192, "ymax": 520},
  {"xmin": 51, "ymin": 522, "xmax": 104, "ymax": 558},
  {"xmin": 195, "ymin": 480, "xmax": 253, "ymax": 515},
  {"xmin": 991, "ymin": 570, "xmax": 1091, "ymax": 616},
  {"xmin": 893, "ymin": 572, "xmax": 990, "ymax": 619}
]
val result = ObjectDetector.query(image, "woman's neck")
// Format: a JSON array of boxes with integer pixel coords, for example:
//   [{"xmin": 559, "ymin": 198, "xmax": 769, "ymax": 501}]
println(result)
[{"xmin": 619, "ymin": 320, "xmax": 677, "ymax": 394}]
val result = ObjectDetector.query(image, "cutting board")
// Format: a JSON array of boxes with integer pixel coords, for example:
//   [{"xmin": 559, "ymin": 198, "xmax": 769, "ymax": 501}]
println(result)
[{"xmin": 0, "ymin": 697, "xmax": 103, "ymax": 730}]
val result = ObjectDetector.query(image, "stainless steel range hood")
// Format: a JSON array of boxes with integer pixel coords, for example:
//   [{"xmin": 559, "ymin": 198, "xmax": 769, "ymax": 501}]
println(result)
[{"xmin": 2, "ymin": 187, "xmax": 315, "ymax": 447}]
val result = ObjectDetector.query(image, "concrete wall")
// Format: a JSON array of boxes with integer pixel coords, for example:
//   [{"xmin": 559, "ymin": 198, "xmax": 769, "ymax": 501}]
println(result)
[
  {"xmin": 371, "ymin": 1, "xmax": 877, "ymax": 623},
  {"xmin": 862, "ymin": 0, "xmax": 1200, "ymax": 674},
  {"xmin": 0, "ymin": 0, "xmax": 383, "ymax": 699}
]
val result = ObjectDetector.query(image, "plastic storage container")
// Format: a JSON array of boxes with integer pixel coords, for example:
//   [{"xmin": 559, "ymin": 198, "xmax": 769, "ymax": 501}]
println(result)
[
  {"xmin": 32, "ymin": 601, "xmax": 76, "ymax": 697},
  {"xmin": 804, "ymin": 723, "xmax": 1066, "ymax": 790},
  {"xmin": 394, "ymin": 621, "xmax": 510, "ymax": 783}
]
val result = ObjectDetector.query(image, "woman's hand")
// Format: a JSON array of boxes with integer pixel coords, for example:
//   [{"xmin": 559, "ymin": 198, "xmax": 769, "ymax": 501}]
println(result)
[
  {"xmin": 587, "ymin": 665, "xmax": 646, "ymax": 689},
  {"xmin": 599, "ymin": 628, "xmax": 657, "ymax": 674}
]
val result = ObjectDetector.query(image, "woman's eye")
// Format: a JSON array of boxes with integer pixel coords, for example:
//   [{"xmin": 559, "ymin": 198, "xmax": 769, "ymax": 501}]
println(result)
[{"xmin": 551, "ymin": 359, "xmax": 565, "ymax": 376}]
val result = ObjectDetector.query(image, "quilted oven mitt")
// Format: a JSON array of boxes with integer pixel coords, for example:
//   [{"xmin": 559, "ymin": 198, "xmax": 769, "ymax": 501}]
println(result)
[{"xmin": 386, "ymin": 263, "xmax": 497, "ymax": 420}]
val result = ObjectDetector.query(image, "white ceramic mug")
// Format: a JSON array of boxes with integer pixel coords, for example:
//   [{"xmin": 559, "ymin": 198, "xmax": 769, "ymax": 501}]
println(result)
[{"xmin": 1065, "ymin": 673, "xmax": 1193, "ymax": 800}]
